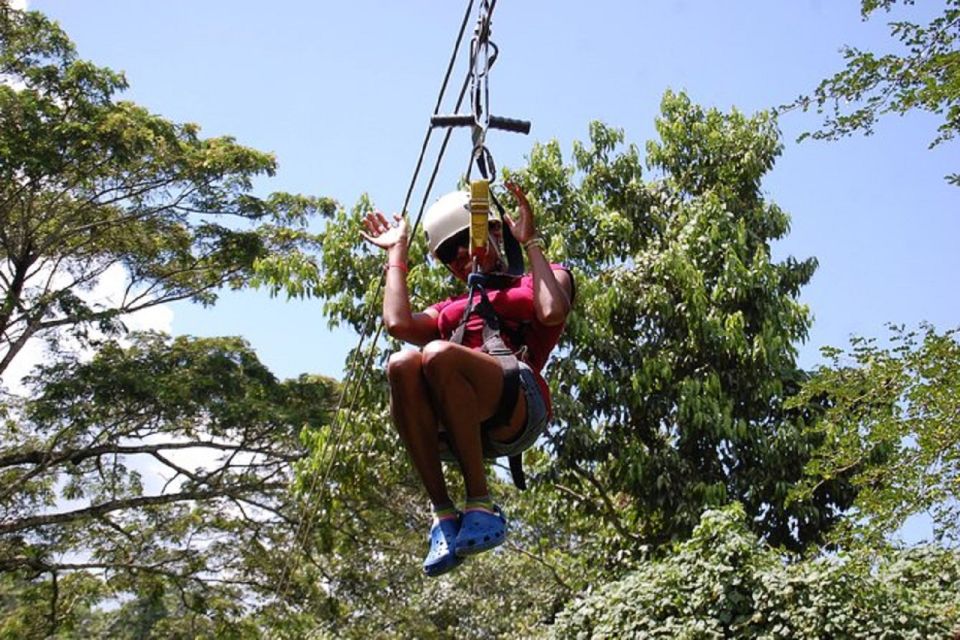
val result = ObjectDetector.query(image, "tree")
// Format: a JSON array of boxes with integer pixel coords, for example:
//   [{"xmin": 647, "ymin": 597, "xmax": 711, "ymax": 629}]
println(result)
[
  {"xmin": 0, "ymin": 7, "xmax": 338, "ymax": 636},
  {"xmin": 516, "ymin": 93, "xmax": 854, "ymax": 554},
  {"xmin": 1, "ymin": 334, "xmax": 339, "ymax": 637},
  {"xmin": 789, "ymin": 324, "xmax": 960, "ymax": 548},
  {"xmin": 548, "ymin": 504, "xmax": 960, "ymax": 639},
  {"xmin": 0, "ymin": 5, "xmax": 332, "ymax": 377},
  {"xmin": 784, "ymin": 0, "xmax": 960, "ymax": 185},
  {"xmin": 294, "ymin": 90, "xmax": 861, "ymax": 637}
]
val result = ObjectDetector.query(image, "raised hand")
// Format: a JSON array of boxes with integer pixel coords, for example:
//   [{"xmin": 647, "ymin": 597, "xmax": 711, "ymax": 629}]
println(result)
[
  {"xmin": 361, "ymin": 211, "xmax": 408, "ymax": 250},
  {"xmin": 503, "ymin": 181, "xmax": 537, "ymax": 244}
]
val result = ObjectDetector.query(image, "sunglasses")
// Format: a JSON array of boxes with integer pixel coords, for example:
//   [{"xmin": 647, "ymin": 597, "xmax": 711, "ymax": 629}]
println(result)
[{"xmin": 435, "ymin": 228, "xmax": 470, "ymax": 264}]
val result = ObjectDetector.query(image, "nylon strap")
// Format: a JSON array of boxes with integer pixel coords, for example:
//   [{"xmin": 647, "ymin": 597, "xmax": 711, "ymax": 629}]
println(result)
[{"xmin": 449, "ymin": 275, "xmax": 526, "ymax": 489}]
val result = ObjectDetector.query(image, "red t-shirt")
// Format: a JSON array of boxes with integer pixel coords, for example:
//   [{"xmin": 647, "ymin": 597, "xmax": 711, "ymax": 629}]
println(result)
[{"xmin": 429, "ymin": 265, "xmax": 569, "ymax": 417}]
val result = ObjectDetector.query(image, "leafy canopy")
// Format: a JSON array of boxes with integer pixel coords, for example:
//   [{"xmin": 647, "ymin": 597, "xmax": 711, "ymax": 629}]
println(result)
[
  {"xmin": 784, "ymin": 0, "xmax": 960, "ymax": 184},
  {"xmin": 0, "ymin": 7, "xmax": 339, "ymax": 636},
  {"xmin": 550, "ymin": 504, "xmax": 960, "ymax": 639},
  {"xmin": 790, "ymin": 324, "xmax": 960, "ymax": 548},
  {"xmin": 0, "ymin": 6, "xmax": 335, "ymax": 378},
  {"xmin": 514, "ymin": 92, "xmax": 853, "ymax": 553}
]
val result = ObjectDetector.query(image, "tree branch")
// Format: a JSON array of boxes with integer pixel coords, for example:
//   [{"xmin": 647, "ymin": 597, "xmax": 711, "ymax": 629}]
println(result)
[
  {"xmin": 569, "ymin": 463, "xmax": 644, "ymax": 545},
  {"xmin": 0, "ymin": 439, "xmax": 301, "ymax": 470},
  {"xmin": 0, "ymin": 482, "xmax": 282, "ymax": 535},
  {"xmin": 505, "ymin": 540, "xmax": 573, "ymax": 593}
]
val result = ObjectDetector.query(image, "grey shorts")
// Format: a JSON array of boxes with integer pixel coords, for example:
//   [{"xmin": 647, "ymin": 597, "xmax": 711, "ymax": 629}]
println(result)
[{"xmin": 438, "ymin": 361, "xmax": 549, "ymax": 462}]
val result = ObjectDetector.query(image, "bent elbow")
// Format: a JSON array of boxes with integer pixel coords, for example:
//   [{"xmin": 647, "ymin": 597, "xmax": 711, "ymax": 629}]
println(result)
[
  {"xmin": 384, "ymin": 315, "xmax": 408, "ymax": 338},
  {"xmin": 539, "ymin": 314, "xmax": 565, "ymax": 327},
  {"xmin": 537, "ymin": 304, "xmax": 570, "ymax": 327}
]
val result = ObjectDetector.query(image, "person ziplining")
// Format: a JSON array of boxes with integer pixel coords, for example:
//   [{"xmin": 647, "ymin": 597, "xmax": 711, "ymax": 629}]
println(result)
[
  {"xmin": 362, "ymin": 183, "xmax": 573, "ymax": 576},
  {"xmin": 359, "ymin": 0, "xmax": 575, "ymax": 577}
]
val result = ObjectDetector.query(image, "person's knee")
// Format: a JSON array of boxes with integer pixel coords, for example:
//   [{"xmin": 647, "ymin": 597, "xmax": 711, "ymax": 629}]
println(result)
[
  {"xmin": 421, "ymin": 340, "xmax": 457, "ymax": 385},
  {"xmin": 387, "ymin": 349, "xmax": 422, "ymax": 386}
]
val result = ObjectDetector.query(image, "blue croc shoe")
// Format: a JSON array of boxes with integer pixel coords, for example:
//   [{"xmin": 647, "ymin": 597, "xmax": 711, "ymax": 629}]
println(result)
[
  {"xmin": 455, "ymin": 506, "xmax": 507, "ymax": 557},
  {"xmin": 423, "ymin": 515, "xmax": 462, "ymax": 577}
]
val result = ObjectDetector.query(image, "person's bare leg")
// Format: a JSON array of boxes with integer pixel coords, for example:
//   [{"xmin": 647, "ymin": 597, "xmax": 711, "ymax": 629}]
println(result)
[
  {"xmin": 387, "ymin": 349, "xmax": 450, "ymax": 506},
  {"xmin": 421, "ymin": 341, "xmax": 525, "ymax": 499}
]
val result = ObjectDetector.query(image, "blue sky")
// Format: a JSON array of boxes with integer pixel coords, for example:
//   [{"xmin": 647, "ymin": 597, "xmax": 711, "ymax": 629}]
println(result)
[{"xmin": 29, "ymin": 0, "xmax": 958, "ymax": 384}]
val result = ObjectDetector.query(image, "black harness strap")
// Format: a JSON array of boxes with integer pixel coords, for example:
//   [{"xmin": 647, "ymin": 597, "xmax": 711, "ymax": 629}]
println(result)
[
  {"xmin": 449, "ymin": 273, "xmax": 526, "ymax": 489},
  {"xmin": 489, "ymin": 191, "xmax": 524, "ymax": 277},
  {"xmin": 508, "ymin": 455, "xmax": 526, "ymax": 491}
]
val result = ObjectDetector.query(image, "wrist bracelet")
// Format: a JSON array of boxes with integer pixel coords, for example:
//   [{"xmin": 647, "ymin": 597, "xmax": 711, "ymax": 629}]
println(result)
[
  {"xmin": 385, "ymin": 262, "xmax": 408, "ymax": 273},
  {"xmin": 523, "ymin": 237, "xmax": 546, "ymax": 251}
]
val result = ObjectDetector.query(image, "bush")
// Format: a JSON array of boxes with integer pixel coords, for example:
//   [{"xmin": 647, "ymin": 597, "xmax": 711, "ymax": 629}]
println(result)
[{"xmin": 549, "ymin": 504, "xmax": 960, "ymax": 639}]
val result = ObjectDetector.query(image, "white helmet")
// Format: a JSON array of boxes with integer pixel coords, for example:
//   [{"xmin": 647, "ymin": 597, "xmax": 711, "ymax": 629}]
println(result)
[{"xmin": 423, "ymin": 190, "xmax": 498, "ymax": 255}]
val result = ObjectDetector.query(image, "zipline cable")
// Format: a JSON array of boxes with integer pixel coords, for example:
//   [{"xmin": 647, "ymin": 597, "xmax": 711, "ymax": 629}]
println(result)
[{"xmin": 274, "ymin": 0, "xmax": 495, "ymax": 604}]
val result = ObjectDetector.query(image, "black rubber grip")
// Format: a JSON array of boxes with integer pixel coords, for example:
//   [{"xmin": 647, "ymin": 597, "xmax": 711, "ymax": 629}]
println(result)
[
  {"xmin": 489, "ymin": 116, "xmax": 531, "ymax": 134},
  {"xmin": 430, "ymin": 114, "xmax": 476, "ymax": 128}
]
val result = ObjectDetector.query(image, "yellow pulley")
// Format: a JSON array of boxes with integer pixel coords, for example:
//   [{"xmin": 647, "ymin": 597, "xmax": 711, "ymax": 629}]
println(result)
[{"xmin": 469, "ymin": 179, "xmax": 490, "ymax": 259}]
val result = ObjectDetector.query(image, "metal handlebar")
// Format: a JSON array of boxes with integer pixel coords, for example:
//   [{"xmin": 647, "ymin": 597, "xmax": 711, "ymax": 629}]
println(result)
[
  {"xmin": 430, "ymin": 114, "xmax": 476, "ymax": 128},
  {"xmin": 488, "ymin": 115, "xmax": 531, "ymax": 134},
  {"xmin": 431, "ymin": 114, "xmax": 530, "ymax": 135}
]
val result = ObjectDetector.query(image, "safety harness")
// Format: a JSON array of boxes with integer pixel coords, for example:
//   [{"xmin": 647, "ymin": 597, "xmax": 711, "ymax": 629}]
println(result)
[
  {"xmin": 439, "ymin": 180, "xmax": 528, "ymax": 489},
  {"xmin": 448, "ymin": 270, "xmax": 527, "ymax": 490}
]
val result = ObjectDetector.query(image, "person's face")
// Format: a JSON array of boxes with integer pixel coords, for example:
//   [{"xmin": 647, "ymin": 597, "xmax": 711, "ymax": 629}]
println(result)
[{"xmin": 435, "ymin": 221, "xmax": 503, "ymax": 281}]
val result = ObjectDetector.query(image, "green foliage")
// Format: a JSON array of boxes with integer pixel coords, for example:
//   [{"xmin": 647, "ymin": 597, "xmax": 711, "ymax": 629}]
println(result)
[
  {"xmin": 549, "ymin": 504, "xmax": 960, "ymax": 639},
  {"xmin": 790, "ymin": 324, "xmax": 960, "ymax": 547},
  {"xmin": 0, "ymin": 333, "xmax": 338, "ymax": 636},
  {"xmin": 0, "ymin": 570, "xmax": 104, "ymax": 640},
  {"xmin": 0, "ymin": 6, "xmax": 339, "ymax": 637},
  {"xmin": 0, "ymin": 6, "xmax": 335, "ymax": 377},
  {"xmin": 517, "ymin": 92, "xmax": 850, "ymax": 554},
  {"xmin": 785, "ymin": 0, "xmax": 960, "ymax": 184},
  {"xmin": 294, "ymin": 90, "xmax": 860, "ymax": 636}
]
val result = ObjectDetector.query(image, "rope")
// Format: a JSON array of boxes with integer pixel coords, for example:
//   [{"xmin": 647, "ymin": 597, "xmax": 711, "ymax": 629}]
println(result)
[{"xmin": 274, "ymin": 0, "xmax": 499, "ymax": 604}]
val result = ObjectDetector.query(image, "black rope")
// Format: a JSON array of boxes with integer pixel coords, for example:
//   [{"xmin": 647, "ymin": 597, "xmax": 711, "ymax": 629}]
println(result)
[{"xmin": 275, "ymin": 0, "xmax": 496, "ymax": 602}]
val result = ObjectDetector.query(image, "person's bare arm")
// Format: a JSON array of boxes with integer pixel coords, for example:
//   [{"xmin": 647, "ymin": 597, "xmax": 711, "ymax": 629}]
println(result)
[{"xmin": 361, "ymin": 211, "xmax": 440, "ymax": 346}]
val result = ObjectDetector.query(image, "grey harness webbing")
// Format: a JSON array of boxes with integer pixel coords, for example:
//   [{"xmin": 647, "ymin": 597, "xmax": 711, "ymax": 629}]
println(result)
[{"xmin": 449, "ymin": 272, "xmax": 526, "ymax": 490}]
